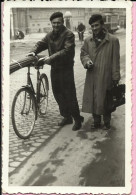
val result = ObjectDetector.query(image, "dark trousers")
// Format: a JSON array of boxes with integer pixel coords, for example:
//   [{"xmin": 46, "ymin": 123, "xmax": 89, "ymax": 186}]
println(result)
[
  {"xmin": 51, "ymin": 68, "xmax": 80, "ymax": 121},
  {"xmin": 93, "ymin": 113, "xmax": 111, "ymax": 126},
  {"xmin": 78, "ymin": 32, "xmax": 84, "ymax": 41}
]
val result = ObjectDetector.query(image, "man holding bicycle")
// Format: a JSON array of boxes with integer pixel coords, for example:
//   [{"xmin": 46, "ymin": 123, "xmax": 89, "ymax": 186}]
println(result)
[{"xmin": 28, "ymin": 12, "xmax": 84, "ymax": 131}]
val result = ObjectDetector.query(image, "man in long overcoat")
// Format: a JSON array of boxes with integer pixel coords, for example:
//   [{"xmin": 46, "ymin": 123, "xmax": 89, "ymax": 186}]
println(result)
[
  {"xmin": 80, "ymin": 14, "xmax": 120, "ymax": 130},
  {"xmin": 28, "ymin": 12, "xmax": 84, "ymax": 131}
]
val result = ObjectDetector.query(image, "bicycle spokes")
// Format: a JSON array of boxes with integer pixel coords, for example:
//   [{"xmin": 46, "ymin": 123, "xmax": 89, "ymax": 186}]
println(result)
[
  {"xmin": 12, "ymin": 88, "xmax": 36, "ymax": 139},
  {"xmin": 38, "ymin": 74, "xmax": 48, "ymax": 115}
]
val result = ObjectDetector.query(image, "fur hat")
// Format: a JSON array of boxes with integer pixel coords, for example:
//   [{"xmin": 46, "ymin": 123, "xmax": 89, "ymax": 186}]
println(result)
[{"xmin": 50, "ymin": 12, "xmax": 63, "ymax": 21}]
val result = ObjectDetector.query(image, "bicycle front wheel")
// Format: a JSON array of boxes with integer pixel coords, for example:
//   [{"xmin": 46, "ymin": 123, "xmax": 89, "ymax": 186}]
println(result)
[
  {"xmin": 39, "ymin": 74, "xmax": 49, "ymax": 115},
  {"xmin": 11, "ymin": 88, "xmax": 36, "ymax": 139}
]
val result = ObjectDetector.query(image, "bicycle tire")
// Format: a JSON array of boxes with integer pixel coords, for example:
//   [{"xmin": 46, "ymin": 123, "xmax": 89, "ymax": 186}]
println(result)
[
  {"xmin": 39, "ymin": 73, "xmax": 49, "ymax": 115},
  {"xmin": 11, "ymin": 87, "xmax": 36, "ymax": 139}
]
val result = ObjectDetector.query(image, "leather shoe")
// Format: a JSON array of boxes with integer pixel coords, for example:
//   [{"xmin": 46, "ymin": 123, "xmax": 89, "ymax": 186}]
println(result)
[
  {"xmin": 91, "ymin": 123, "xmax": 101, "ymax": 129},
  {"xmin": 58, "ymin": 117, "xmax": 73, "ymax": 126},
  {"xmin": 102, "ymin": 124, "xmax": 111, "ymax": 130},
  {"xmin": 72, "ymin": 116, "xmax": 84, "ymax": 131}
]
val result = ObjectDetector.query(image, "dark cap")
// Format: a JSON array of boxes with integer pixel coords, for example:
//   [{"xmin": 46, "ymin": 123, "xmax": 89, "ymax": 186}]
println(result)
[
  {"xmin": 89, "ymin": 14, "xmax": 103, "ymax": 25},
  {"xmin": 50, "ymin": 12, "xmax": 63, "ymax": 21}
]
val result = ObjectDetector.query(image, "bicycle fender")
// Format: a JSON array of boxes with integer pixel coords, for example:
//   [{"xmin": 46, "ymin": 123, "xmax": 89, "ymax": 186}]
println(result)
[
  {"xmin": 21, "ymin": 85, "xmax": 33, "ymax": 92},
  {"xmin": 40, "ymin": 74, "xmax": 49, "ymax": 90},
  {"xmin": 20, "ymin": 86, "xmax": 38, "ymax": 119}
]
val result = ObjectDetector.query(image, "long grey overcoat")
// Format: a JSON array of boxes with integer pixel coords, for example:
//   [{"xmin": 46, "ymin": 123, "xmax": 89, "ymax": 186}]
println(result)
[{"xmin": 80, "ymin": 33, "xmax": 120, "ymax": 115}]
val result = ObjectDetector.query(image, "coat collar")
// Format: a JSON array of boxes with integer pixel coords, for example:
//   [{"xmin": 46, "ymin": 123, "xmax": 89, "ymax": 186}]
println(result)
[
  {"xmin": 50, "ymin": 25, "xmax": 66, "ymax": 41},
  {"xmin": 90, "ymin": 32, "xmax": 110, "ymax": 42},
  {"xmin": 89, "ymin": 32, "xmax": 110, "ymax": 62}
]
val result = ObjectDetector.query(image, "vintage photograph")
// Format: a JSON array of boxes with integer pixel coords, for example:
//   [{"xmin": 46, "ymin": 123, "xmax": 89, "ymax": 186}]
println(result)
[{"xmin": 2, "ymin": 1, "xmax": 132, "ymax": 194}]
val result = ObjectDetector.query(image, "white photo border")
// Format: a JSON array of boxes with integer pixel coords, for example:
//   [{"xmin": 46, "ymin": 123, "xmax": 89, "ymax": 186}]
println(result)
[{"xmin": 2, "ymin": 1, "xmax": 132, "ymax": 194}]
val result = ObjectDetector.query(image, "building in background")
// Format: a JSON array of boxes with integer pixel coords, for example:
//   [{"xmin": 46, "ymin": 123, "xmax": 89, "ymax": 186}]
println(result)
[{"xmin": 10, "ymin": 8, "xmax": 126, "ymax": 39}]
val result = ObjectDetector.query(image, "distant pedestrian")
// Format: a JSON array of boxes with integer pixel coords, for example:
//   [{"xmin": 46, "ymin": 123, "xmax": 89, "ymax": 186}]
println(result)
[
  {"xmin": 28, "ymin": 12, "xmax": 84, "ymax": 131},
  {"xmin": 77, "ymin": 23, "xmax": 86, "ymax": 42},
  {"xmin": 80, "ymin": 14, "xmax": 120, "ymax": 130}
]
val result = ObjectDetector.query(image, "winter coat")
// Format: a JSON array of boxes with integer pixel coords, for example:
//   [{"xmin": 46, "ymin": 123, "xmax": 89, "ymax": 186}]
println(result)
[
  {"xmin": 30, "ymin": 25, "xmax": 75, "ymax": 69},
  {"xmin": 77, "ymin": 23, "xmax": 86, "ymax": 32},
  {"xmin": 80, "ymin": 32, "xmax": 120, "ymax": 115}
]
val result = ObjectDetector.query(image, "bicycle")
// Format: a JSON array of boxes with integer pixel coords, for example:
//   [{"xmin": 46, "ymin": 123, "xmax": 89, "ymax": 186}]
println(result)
[{"xmin": 11, "ymin": 56, "xmax": 49, "ymax": 139}]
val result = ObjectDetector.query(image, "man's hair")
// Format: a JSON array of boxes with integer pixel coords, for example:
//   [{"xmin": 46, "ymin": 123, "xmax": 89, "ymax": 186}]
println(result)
[
  {"xmin": 89, "ymin": 14, "xmax": 104, "ymax": 25},
  {"xmin": 50, "ymin": 12, "xmax": 64, "ymax": 22}
]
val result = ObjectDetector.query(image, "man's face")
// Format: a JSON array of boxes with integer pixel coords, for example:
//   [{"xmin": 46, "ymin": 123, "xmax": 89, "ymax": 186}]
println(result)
[
  {"xmin": 51, "ymin": 17, "xmax": 64, "ymax": 32},
  {"xmin": 91, "ymin": 20, "xmax": 103, "ymax": 35}
]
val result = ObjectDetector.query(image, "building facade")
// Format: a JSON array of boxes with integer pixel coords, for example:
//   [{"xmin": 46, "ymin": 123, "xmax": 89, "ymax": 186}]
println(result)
[{"xmin": 10, "ymin": 8, "xmax": 126, "ymax": 38}]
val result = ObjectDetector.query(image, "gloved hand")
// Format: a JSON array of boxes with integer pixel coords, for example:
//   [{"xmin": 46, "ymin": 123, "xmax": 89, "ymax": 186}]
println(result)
[
  {"xmin": 37, "ymin": 56, "xmax": 51, "ymax": 67},
  {"xmin": 27, "ymin": 52, "xmax": 36, "ymax": 57},
  {"xmin": 85, "ymin": 60, "xmax": 94, "ymax": 70},
  {"xmin": 44, "ymin": 56, "xmax": 51, "ymax": 65},
  {"xmin": 112, "ymin": 80, "xmax": 119, "ymax": 87},
  {"xmin": 37, "ymin": 57, "xmax": 45, "ymax": 67}
]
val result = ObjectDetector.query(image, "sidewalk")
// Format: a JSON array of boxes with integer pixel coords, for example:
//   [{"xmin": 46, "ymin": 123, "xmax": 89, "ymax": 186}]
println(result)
[{"xmin": 9, "ymin": 105, "xmax": 125, "ymax": 186}]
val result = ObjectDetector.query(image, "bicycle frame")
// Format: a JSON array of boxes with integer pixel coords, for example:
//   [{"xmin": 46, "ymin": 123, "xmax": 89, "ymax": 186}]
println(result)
[
  {"xmin": 25, "ymin": 66, "xmax": 42, "ymax": 117},
  {"xmin": 27, "ymin": 66, "xmax": 35, "ymax": 94}
]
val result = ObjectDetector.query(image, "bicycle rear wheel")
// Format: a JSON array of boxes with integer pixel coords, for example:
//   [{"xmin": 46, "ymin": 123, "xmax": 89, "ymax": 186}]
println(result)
[
  {"xmin": 11, "ymin": 88, "xmax": 36, "ymax": 139},
  {"xmin": 39, "ymin": 74, "xmax": 49, "ymax": 115}
]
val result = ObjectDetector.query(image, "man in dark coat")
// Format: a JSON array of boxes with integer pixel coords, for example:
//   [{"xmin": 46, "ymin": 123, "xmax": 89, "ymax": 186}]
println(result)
[
  {"xmin": 28, "ymin": 12, "xmax": 84, "ymax": 131},
  {"xmin": 77, "ymin": 23, "xmax": 86, "ymax": 42},
  {"xmin": 80, "ymin": 14, "xmax": 120, "ymax": 130}
]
